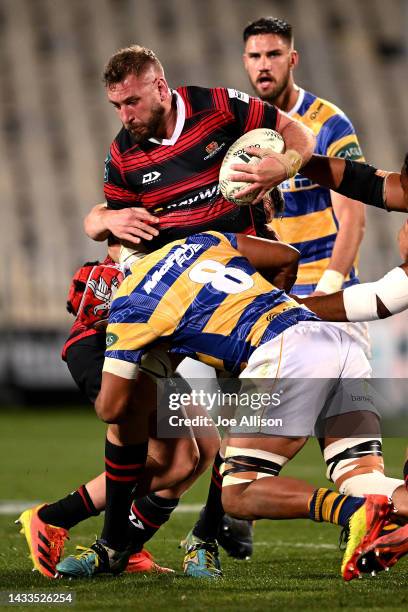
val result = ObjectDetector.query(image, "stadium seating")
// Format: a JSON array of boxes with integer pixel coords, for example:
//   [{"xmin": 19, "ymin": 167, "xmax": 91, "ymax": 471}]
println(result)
[{"xmin": 0, "ymin": 0, "xmax": 406, "ymax": 387}]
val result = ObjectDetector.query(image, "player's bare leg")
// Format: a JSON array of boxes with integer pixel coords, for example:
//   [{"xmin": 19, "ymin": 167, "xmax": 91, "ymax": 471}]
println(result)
[{"xmin": 221, "ymin": 435, "xmax": 393, "ymax": 582}]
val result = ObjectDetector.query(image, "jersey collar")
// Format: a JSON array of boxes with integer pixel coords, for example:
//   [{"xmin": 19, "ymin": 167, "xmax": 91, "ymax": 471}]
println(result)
[
  {"xmin": 148, "ymin": 90, "xmax": 185, "ymax": 146},
  {"xmin": 286, "ymin": 87, "xmax": 305, "ymax": 116}
]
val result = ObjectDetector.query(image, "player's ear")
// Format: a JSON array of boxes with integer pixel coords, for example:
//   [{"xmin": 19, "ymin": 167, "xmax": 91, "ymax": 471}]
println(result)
[
  {"xmin": 157, "ymin": 77, "xmax": 169, "ymax": 102},
  {"xmin": 290, "ymin": 49, "xmax": 299, "ymax": 70}
]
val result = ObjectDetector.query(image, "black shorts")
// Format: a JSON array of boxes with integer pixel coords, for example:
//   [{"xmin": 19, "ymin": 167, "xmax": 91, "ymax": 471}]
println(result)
[{"xmin": 65, "ymin": 333, "xmax": 105, "ymax": 404}]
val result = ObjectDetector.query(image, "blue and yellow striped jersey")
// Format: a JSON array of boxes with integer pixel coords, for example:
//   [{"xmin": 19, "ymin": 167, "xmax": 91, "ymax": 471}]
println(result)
[
  {"xmin": 105, "ymin": 232, "xmax": 319, "ymax": 374},
  {"xmin": 271, "ymin": 88, "xmax": 364, "ymax": 296}
]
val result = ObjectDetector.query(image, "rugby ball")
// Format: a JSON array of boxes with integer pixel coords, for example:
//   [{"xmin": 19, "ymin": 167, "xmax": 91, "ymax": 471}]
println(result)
[{"xmin": 219, "ymin": 128, "xmax": 285, "ymax": 205}]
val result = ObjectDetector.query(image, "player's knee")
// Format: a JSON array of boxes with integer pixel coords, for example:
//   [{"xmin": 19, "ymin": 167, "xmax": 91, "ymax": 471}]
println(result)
[
  {"xmin": 171, "ymin": 442, "xmax": 200, "ymax": 484},
  {"xmin": 221, "ymin": 446, "xmax": 289, "ymax": 518},
  {"xmin": 95, "ymin": 396, "xmax": 130, "ymax": 423},
  {"xmin": 324, "ymin": 437, "xmax": 403, "ymax": 497}
]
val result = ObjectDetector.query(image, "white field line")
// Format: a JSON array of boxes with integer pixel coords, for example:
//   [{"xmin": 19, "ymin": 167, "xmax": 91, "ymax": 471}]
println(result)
[{"xmin": 0, "ymin": 501, "xmax": 203, "ymax": 516}]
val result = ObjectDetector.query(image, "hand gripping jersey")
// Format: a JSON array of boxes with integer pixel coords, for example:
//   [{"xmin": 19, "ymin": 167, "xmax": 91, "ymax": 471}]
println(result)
[
  {"xmin": 103, "ymin": 86, "xmax": 280, "ymax": 248},
  {"xmin": 62, "ymin": 257, "xmax": 124, "ymax": 360},
  {"xmin": 105, "ymin": 232, "xmax": 319, "ymax": 375},
  {"xmin": 271, "ymin": 89, "xmax": 364, "ymax": 296}
]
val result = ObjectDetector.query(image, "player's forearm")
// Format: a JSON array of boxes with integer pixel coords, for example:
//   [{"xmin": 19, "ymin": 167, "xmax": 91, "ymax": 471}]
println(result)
[
  {"xmin": 301, "ymin": 155, "xmax": 345, "ymax": 188},
  {"xmin": 278, "ymin": 113, "xmax": 315, "ymax": 168},
  {"xmin": 236, "ymin": 234, "xmax": 300, "ymax": 292},
  {"xmin": 298, "ymin": 263, "xmax": 408, "ymax": 322},
  {"xmin": 324, "ymin": 196, "xmax": 366, "ymax": 280},
  {"xmin": 84, "ymin": 203, "xmax": 111, "ymax": 241},
  {"xmin": 303, "ymin": 156, "xmax": 408, "ymax": 213}
]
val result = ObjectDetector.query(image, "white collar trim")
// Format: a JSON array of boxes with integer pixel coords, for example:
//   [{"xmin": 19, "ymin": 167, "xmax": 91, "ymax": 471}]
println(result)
[
  {"xmin": 287, "ymin": 87, "xmax": 305, "ymax": 116},
  {"xmin": 148, "ymin": 90, "xmax": 185, "ymax": 146}
]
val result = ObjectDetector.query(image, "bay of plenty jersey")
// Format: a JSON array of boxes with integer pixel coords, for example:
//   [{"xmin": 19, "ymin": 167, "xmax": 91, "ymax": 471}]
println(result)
[
  {"xmin": 271, "ymin": 89, "xmax": 364, "ymax": 296},
  {"xmin": 105, "ymin": 232, "xmax": 319, "ymax": 375},
  {"xmin": 103, "ymin": 86, "xmax": 280, "ymax": 248}
]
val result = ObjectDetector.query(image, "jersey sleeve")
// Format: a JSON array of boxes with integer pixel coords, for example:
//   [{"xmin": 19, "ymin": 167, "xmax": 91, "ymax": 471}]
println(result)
[
  {"xmin": 319, "ymin": 112, "xmax": 365, "ymax": 162},
  {"xmin": 103, "ymin": 140, "xmax": 140, "ymax": 209},
  {"xmin": 221, "ymin": 88, "xmax": 278, "ymax": 134},
  {"xmin": 104, "ymin": 320, "xmax": 161, "ymax": 367}
]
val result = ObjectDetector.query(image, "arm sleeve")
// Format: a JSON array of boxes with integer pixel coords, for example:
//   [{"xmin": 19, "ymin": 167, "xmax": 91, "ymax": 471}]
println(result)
[
  {"xmin": 319, "ymin": 112, "xmax": 365, "ymax": 162},
  {"xmin": 336, "ymin": 160, "xmax": 387, "ymax": 209},
  {"xmin": 222, "ymin": 88, "xmax": 278, "ymax": 134}
]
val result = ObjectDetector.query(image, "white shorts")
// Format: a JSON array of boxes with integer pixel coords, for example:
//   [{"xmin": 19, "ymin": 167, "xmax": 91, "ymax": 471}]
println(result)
[{"xmin": 235, "ymin": 321, "xmax": 377, "ymax": 436}]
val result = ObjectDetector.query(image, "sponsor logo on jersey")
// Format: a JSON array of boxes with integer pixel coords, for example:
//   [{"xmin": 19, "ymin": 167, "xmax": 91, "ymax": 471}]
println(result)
[
  {"xmin": 106, "ymin": 332, "xmax": 119, "ymax": 347},
  {"xmin": 204, "ymin": 141, "xmax": 226, "ymax": 160},
  {"xmin": 332, "ymin": 142, "xmax": 363, "ymax": 161},
  {"xmin": 308, "ymin": 103, "xmax": 323, "ymax": 121},
  {"xmin": 266, "ymin": 307, "xmax": 292, "ymax": 321},
  {"xmin": 227, "ymin": 88, "xmax": 250, "ymax": 103},
  {"xmin": 143, "ymin": 243, "xmax": 203, "ymax": 294},
  {"xmin": 153, "ymin": 184, "xmax": 220, "ymax": 214},
  {"xmin": 142, "ymin": 171, "xmax": 162, "ymax": 184},
  {"xmin": 280, "ymin": 175, "xmax": 318, "ymax": 192}
]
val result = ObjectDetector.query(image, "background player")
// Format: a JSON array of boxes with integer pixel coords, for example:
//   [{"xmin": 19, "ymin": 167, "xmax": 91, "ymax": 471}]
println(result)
[{"xmin": 242, "ymin": 17, "xmax": 366, "ymax": 300}]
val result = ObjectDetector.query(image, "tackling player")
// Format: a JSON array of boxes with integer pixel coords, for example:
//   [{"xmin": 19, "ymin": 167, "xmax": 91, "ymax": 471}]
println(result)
[{"xmin": 69, "ymin": 224, "xmax": 408, "ymax": 581}]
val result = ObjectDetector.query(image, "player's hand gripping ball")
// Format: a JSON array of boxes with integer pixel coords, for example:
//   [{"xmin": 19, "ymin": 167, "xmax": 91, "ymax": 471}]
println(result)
[{"xmin": 219, "ymin": 128, "xmax": 285, "ymax": 205}]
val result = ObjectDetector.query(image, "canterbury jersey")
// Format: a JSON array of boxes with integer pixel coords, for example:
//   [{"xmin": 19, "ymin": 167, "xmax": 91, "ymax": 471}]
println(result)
[
  {"xmin": 104, "ymin": 86, "xmax": 279, "ymax": 248},
  {"xmin": 105, "ymin": 232, "xmax": 319, "ymax": 374},
  {"xmin": 271, "ymin": 89, "xmax": 364, "ymax": 296}
]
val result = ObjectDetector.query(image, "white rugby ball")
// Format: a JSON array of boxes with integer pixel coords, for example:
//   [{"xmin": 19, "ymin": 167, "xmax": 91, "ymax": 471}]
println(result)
[{"xmin": 219, "ymin": 128, "xmax": 285, "ymax": 205}]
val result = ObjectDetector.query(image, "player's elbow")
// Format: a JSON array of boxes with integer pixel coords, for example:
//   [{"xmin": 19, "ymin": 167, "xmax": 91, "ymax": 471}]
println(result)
[{"xmin": 84, "ymin": 204, "xmax": 110, "ymax": 242}]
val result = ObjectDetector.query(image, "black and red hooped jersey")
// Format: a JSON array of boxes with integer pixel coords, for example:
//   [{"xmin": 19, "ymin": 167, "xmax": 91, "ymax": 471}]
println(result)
[{"xmin": 104, "ymin": 86, "xmax": 280, "ymax": 249}]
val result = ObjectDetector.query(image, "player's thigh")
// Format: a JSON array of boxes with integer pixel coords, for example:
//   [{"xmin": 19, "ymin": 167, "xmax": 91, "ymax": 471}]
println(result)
[
  {"xmin": 223, "ymin": 435, "xmax": 307, "ymax": 460},
  {"xmin": 65, "ymin": 333, "xmax": 105, "ymax": 403}
]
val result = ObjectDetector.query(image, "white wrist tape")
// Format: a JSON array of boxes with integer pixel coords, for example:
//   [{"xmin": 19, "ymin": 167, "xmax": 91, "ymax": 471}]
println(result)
[
  {"xmin": 315, "ymin": 269, "xmax": 345, "ymax": 294},
  {"xmin": 343, "ymin": 267, "xmax": 408, "ymax": 322},
  {"xmin": 281, "ymin": 149, "xmax": 303, "ymax": 178}
]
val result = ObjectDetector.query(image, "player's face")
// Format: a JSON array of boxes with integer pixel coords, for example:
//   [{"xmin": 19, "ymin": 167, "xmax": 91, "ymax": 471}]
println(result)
[
  {"xmin": 243, "ymin": 34, "xmax": 297, "ymax": 103},
  {"xmin": 107, "ymin": 70, "xmax": 165, "ymax": 143}
]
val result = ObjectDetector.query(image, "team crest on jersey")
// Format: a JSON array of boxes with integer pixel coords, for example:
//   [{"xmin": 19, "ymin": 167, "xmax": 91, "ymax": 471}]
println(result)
[
  {"xmin": 106, "ymin": 332, "xmax": 119, "ymax": 348},
  {"xmin": 204, "ymin": 141, "xmax": 226, "ymax": 160}
]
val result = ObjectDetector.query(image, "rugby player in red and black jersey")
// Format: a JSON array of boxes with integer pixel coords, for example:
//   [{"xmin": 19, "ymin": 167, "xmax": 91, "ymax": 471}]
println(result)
[{"xmin": 84, "ymin": 45, "xmax": 314, "ymax": 246}]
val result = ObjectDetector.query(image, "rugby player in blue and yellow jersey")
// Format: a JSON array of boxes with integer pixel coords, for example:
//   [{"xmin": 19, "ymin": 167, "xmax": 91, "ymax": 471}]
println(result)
[
  {"xmin": 242, "ymin": 17, "xmax": 365, "ymax": 299},
  {"xmin": 79, "ymin": 225, "xmax": 408, "ymax": 581}
]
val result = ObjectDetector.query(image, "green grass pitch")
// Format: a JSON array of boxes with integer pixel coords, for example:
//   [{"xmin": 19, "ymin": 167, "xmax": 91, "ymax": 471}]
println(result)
[{"xmin": 0, "ymin": 408, "xmax": 407, "ymax": 611}]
